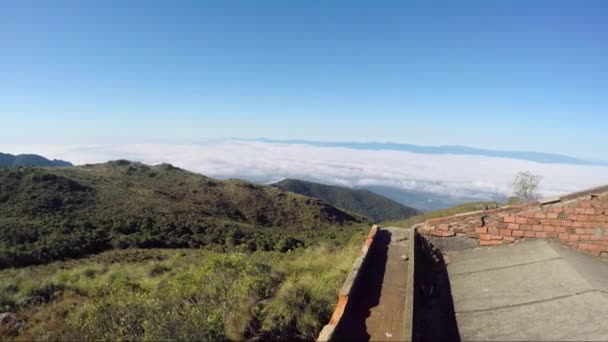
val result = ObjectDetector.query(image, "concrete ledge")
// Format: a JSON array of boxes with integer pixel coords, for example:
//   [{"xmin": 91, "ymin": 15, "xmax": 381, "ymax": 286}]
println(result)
[
  {"xmin": 317, "ymin": 224, "xmax": 380, "ymax": 342},
  {"xmin": 403, "ymin": 228, "xmax": 416, "ymax": 340},
  {"xmin": 539, "ymin": 196, "xmax": 561, "ymax": 205}
]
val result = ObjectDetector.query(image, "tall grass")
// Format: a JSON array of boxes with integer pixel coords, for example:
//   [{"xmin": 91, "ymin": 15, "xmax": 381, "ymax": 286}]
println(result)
[{"xmin": 0, "ymin": 230, "xmax": 367, "ymax": 341}]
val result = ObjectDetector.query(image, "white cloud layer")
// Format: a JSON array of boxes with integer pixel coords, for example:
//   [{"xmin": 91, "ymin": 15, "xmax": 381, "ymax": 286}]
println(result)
[{"xmin": 2, "ymin": 141, "xmax": 607, "ymax": 198}]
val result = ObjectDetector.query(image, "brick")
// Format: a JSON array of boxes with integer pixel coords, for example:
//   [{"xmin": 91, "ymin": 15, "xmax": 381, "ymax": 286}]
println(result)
[
  {"xmin": 559, "ymin": 233, "xmax": 569, "ymax": 240},
  {"xmin": 569, "ymin": 234, "xmax": 580, "ymax": 241},
  {"xmin": 532, "ymin": 225, "xmax": 544, "ymax": 231},
  {"xmin": 522, "ymin": 211, "xmax": 536, "ymax": 218},
  {"xmin": 590, "ymin": 244, "xmax": 607, "ymax": 252},
  {"xmin": 524, "ymin": 231, "xmax": 536, "ymax": 237},
  {"xmin": 534, "ymin": 212, "xmax": 546, "ymax": 219},
  {"xmin": 581, "ymin": 201, "xmax": 592, "ymax": 208},
  {"xmin": 520, "ymin": 224, "xmax": 532, "ymax": 231},
  {"xmin": 516, "ymin": 217, "xmax": 528, "ymax": 224},
  {"xmin": 572, "ymin": 221, "xmax": 584, "ymax": 228},
  {"xmin": 504, "ymin": 236, "xmax": 516, "ymax": 242},
  {"xmin": 575, "ymin": 228, "xmax": 587, "ymax": 235},
  {"xmin": 507, "ymin": 223, "xmax": 520, "ymax": 230},
  {"xmin": 475, "ymin": 227, "xmax": 488, "ymax": 234},
  {"xmin": 438, "ymin": 224, "xmax": 450, "ymax": 231},
  {"xmin": 479, "ymin": 240, "xmax": 503, "ymax": 246},
  {"xmin": 535, "ymin": 232, "xmax": 548, "ymax": 238},
  {"xmin": 575, "ymin": 208, "xmax": 587, "ymax": 215},
  {"xmin": 479, "ymin": 234, "xmax": 491, "ymax": 241},
  {"xmin": 553, "ymin": 207, "xmax": 564, "ymax": 213},
  {"xmin": 579, "ymin": 243, "xmax": 591, "ymax": 250},
  {"xmin": 504, "ymin": 216, "xmax": 516, "ymax": 223},
  {"xmin": 512, "ymin": 230, "xmax": 525, "ymax": 237},
  {"xmin": 488, "ymin": 228, "xmax": 500, "ymax": 235},
  {"xmin": 579, "ymin": 235, "xmax": 591, "ymax": 241},
  {"xmin": 585, "ymin": 208, "xmax": 596, "ymax": 215},
  {"xmin": 499, "ymin": 229, "xmax": 512, "ymax": 236},
  {"xmin": 546, "ymin": 213, "xmax": 559, "ymax": 219},
  {"xmin": 490, "ymin": 234, "xmax": 504, "ymax": 240},
  {"xmin": 543, "ymin": 225, "xmax": 555, "ymax": 232},
  {"xmin": 431, "ymin": 230, "xmax": 455, "ymax": 237},
  {"xmin": 555, "ymin": 226, "xmax": 566, "ymax": 233},
  {"xmin": 564, "ymin": 207, "xmax": 575, "ymax": 214},
  {"xmin": 547, "ymin": 232, "xmax": 559, "ymax": 239}
]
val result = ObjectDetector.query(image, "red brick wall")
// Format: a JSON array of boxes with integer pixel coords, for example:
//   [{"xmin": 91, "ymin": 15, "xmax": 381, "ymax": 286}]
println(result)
[{"xmin": 417, "ymin": 191, "xmax": 608, "ymax": 258}]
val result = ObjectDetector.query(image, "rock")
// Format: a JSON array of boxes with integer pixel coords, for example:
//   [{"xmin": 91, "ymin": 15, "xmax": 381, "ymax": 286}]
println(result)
[{"xmin": 0, "ymin": 312, "xmax": 25, "ymax": 336}]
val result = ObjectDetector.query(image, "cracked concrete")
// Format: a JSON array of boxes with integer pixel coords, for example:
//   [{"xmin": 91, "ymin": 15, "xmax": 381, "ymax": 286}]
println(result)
[{"xmin": 447, "ymin": 239, "xmax": 608, "ymax": 341}]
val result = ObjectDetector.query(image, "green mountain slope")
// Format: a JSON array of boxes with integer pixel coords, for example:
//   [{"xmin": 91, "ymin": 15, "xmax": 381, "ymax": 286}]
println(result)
[
  {"xmin": 0, "ymin": 152, "xmax": 72, "ymax": 167},
  {"xmin": 272, "ymin": 179, "xmax": 420, "ymax": 222},
  {"xmin": 0, "ymin": 161, "xmax": 362, "ymax": 268}
]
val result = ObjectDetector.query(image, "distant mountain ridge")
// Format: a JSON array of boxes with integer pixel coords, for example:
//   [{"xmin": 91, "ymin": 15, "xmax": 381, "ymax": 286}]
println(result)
[
  {"xmin": 0, "ymin": 152, "xmax": 72, "ymax": 167},
  {"xmin": 272, "ymin": 178, "xmax": 420, "ymax": 222},
  {"xmin": 244, "ymin": 138, "xmax": 599, "ymax": 165}
]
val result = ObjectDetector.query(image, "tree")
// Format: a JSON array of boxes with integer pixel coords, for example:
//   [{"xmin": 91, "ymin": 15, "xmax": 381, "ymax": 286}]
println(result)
[{"xmin": 511, "ymin": 171, "xmax": 542, "ymax": 202}]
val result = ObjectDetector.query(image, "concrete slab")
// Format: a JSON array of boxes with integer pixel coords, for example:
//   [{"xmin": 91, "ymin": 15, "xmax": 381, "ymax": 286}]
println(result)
[
  {"xmin": 446, "ymin": 239, "xmax": 559, "ymax": 275},
  {"xmin": 456, "ymin": 291, "xmax": 608, "ymax": 341},
  {"xmin": 450, "ymin": 258, "xmax": 591, "ymax": 312},
  {"xmin": 447, "ymin": 239, "xmax": 608, "ymax": 341}
]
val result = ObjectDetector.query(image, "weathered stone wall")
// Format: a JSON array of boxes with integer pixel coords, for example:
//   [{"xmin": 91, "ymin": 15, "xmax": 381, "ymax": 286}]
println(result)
[{"xmin": 417, "ymin": 186, "xmax": 608, "ymax": 258}]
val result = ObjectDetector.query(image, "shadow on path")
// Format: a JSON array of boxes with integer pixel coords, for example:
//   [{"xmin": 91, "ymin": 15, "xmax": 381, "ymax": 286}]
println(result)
[
  {"xmin": 412, "ymin": 234, "xmax": 461, "ymax": 342},
  {"xmin": 333, "ymin": 229, "xmax": 391, "ymax": 341}
]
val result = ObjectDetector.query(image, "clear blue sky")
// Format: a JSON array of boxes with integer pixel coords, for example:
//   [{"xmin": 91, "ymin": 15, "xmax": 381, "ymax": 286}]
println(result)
[{"xmin": 1, "ymin": 0, "xmax": 607, "ymax": 159}]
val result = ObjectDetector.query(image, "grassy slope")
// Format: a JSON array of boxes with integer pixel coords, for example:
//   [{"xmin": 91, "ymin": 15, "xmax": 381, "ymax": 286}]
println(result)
[
  {"xmin": 272, "ymin": 179, "xmax": 420, "ymax": 222},
  {"xmin": 0, "ymin": 232, "xmax": 366, "ymax": 341},
  {"xmin": 0, "ymin": 161, "xmax": 365, "ymax": 268}
]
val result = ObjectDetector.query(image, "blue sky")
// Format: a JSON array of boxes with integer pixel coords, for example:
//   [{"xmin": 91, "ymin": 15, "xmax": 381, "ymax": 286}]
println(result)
[{"xmin": 2, "ymin": 0, "xmax": 607, "ymax": 159}]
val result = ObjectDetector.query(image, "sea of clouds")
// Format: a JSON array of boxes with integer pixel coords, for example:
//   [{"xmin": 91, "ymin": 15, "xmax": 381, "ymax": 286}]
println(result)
[{"xmin": 2, "ymin": 140, "xmax": 607, "ymax": 199}]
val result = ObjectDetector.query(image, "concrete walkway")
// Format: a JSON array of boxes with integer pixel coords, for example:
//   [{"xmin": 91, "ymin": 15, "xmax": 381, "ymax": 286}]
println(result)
[
  {"xmin": 446, "ymin": 239, "xmax": 608, "ymax": 341},
  {"xmin": 335, "ymin": 227, "xmax": 411, "ymax": 341}
]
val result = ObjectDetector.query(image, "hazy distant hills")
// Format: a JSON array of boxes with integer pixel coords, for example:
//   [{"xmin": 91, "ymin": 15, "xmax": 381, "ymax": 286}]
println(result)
[
  {"xmin": 272, "ymin": 179, "xmax": 420, "ymax": 221},
  {"xmin": 250, "ymin": 138, "xmax": 598, "ymax": 165},
  {"xmin": 0, "ymin": 161, "xmax": 362, "ymax": 267},
  {"xmin": 0, "ymin": 152, "xmax": 72, "ymax": 167},
  {"xmin": 361, "ymin": 185, "xmax": 505, "ymax": 212}
]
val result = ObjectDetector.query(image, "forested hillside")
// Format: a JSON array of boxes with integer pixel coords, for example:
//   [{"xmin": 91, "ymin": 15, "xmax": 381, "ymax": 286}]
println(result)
[
  {"xmin": 0, "ymin": 161, "xmax": 363, "ymax": 268},
  {"xmin": 272, "ymin": 179, "xmax": 420, "ymax": 221}
]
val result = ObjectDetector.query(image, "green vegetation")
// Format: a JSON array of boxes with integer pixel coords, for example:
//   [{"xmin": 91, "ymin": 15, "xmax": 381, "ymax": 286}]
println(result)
[
  {"xmin": 272, "ymin": 179, "xmax": 420, "ymax": 222},
  {"xmin": 0, "ymin": 161, "xmax": 364, "ymax": 268},
  {"xmin": 0, "ymin": 152, "xmax": 72, "ymax": 167},
  {"xmin": 0, "ymin": 230, "xmax": 366, "ymax": 340},
  {"xmin": 382, "ymin": 201, "xmax": 502, "ymax": 228}
]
